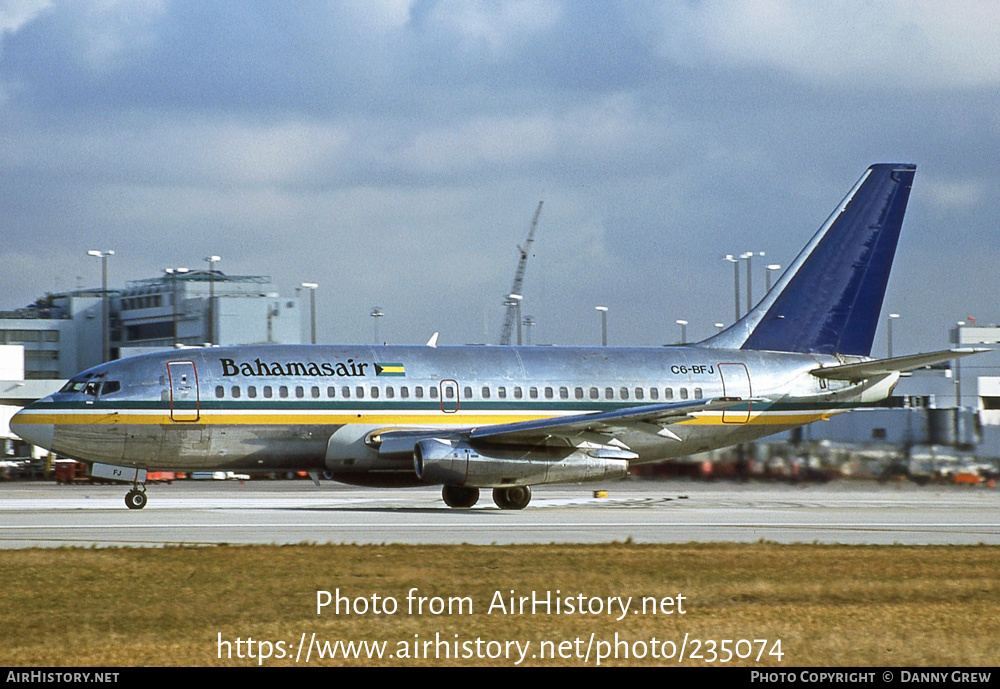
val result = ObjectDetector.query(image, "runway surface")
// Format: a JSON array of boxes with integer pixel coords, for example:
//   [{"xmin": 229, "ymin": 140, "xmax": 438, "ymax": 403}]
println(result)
[{"xmin": 1, "ymin": 478, "xmax": 999, "ymax": 548}]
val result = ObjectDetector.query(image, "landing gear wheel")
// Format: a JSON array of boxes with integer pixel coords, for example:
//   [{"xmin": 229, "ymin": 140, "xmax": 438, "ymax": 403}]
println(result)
[
  {"xmin": 125, "ymin": 489, "xmax": 147, "ymax": 510},
  {"xmin": 493, "ymin": 486, "xmax": 531, "ymax": 510},
  {"xmin": 442, "ymin": 485, "xmax": 480, "ymax": 508}
]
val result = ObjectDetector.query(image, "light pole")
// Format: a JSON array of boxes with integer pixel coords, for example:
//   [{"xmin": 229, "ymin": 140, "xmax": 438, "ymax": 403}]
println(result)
[
  {"xmin": 887, "ymin": 313, "xmax": 900, "ymax": 358},
  {"xmin": 742, "ymin": 251, "xmax": 763, "ymax": 313},
  {"xmin": 87, "ymin": 250, "xmax": 114, "ymax": 363},
  {"xmin": 724, "ymin": 255, "xmax": 740, "ymax": 322},
  {"xmin": 595, "ymin": 306, "xmax": 608, "ymax": 346},
  {"xmin": 765, "ymin": 264, "xmax": 781, "ymax": 292},
  {"xmin": 370, "ymin": 307, "xmax": 384, "ymax": 344},
  {"xmin": 205, "ymin": 255, "xmax": 220, "ymax": 345},
  {"xmin": 954, "ymin": 321, "xmax": 965, "ymax": 408},
  {"xmin": 676, "ymin": 319, "xmax": 688, "ymax": 344},
  {"xmin": 301, "ymin": 282, "xmax": 318, "ymax": 344},
  {"xmin": 508, "ymin": 294, "xmax": 523, "ymax": 345},
  {"xmin": 523, "ymin": 315, "xmax": 535, "ymax": 346},
  {"xmin": 165, "ymin": 267, "xmax": 189, "ymax": 347}
]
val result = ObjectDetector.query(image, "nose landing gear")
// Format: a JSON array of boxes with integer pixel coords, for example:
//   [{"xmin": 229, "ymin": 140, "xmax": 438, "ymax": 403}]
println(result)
[{"xmin": 125, "ymin": 488, "xmax": 148, "ymax": 510}]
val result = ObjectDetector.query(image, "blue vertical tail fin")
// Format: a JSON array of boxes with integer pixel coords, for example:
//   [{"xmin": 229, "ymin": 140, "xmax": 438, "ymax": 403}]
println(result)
[{"xmin": 701, "ymin": 164, "xmax": 916, "ymax": 356}]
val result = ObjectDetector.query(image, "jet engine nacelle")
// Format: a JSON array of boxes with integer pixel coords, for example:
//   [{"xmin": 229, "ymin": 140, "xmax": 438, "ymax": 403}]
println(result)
[{"xmin": 412, "ymin": 438, "xmax": 631, "ymax": 488}]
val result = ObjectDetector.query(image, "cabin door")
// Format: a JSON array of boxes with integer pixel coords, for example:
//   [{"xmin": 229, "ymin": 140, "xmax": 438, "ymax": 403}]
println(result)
[
  {"xmin": 718, "ymin": 363, "xmax": 752, "ymax": 424},
  {"xmin": 167, "ymin": 361, "xmax": 200, "ymax": 422}
]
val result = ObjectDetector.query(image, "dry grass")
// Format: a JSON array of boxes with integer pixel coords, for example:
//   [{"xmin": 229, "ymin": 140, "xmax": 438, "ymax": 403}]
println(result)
[{"xmin": 1, "ymin": 543, "xmax": 997, "ymax": 666}]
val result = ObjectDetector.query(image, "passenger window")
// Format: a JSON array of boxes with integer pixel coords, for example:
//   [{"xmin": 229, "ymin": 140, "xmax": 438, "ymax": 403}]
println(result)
[
  {"xmin": 386, "ymin": 386, "xmax": 394, "ymax": 399},
  {"xmin": 545, "ymin": 387, "xmax": 554, "ymax": 399},
  {"xmin": 231, "ymin": 386, "xmax": 241, "ymax": 399},
  {"xmin": 342, "ymin": 386, "xmax": 351, "ymax": 399},
  {"xmin": 514, "ymin": 387, "xmax": 523, "ymax": 399},
  {"xmin": 665, "ymin": 388, "xmax": 674, "ymax": 400},
  {"xmin": 575, "ymin": 387, "xmax": 583, "ymax": 400},
  {"xmin": 530, "ymin": 387, "xmax": 538, "ymax": 399},
  {"xmin": 264, "ymin": 386, "xmax": 273, "ymax": 399},
  {"xmin": 429, "ymin": 387, "xmax": 438, "ymax": 399},
  {"xmin": 296, "ymin": 386, "xmax": 304, "ymax": 399},
  {"xmin": 559, "ymin": 387, "xmax": 568, "ymax": 400},
  {"xmin": 620, "ymin": 387, "xmax": 629, "ymax": 400},
  {"xmin": 280, "ymin": 386, "xmax": 289, "ymax": 399},
  {"xmin": 444, "ymin": 387, "xmax": 454, "ymax": 399},
  {"xmin": 605, "ymin": 387, "xmax": 613, "ymax": 400},
  {"xmin": 463, "ymin": 387, "xmax": 472, "ymax": 399},
  {"xmin": 327, "ymin": 386, "xmax": 336, "ymax": 398},
  {"xmin": 356, "ymin": 386, "xmax": 365, "ymax": 399},
  {"xmin": 635, "ymin": 388, "xmax": 644, "ymax": 400},
  {"xmin": 498, "ymin": 386, "xmax": 506, "ymax": 399},
  {"xmin": 248, "ymin": 386, "xmax": 257, "ymax": 399},
  {"xmin": 482, "ymin": 386, "xmax": 490, "ymax": 399},
  {"xmin": 215, "ymin": 386, "xmax": 224, "ymax": 399},
  {"xmin": 401, "ymin": 387, "xmax": 409, "ymax": 399},
  {"xmin": 694, "ymin": 388, "xmax": 703, "ymax": 399},
  {"xmin": 414, "ymin": 386, "xmax": 423, "ymax": 399},
  {"xmin": 680, "ymin": 388, "xmax": 689, "ymax": 400},
  {"xmin": 650, "ymin": 388, "xmax": 659, "ymax": 400},
  {"xmin": 371, "ymin": 386, "xmax": 379, "ymax": 399},
  {"xmin": 311, "ymin": 386, "xmax": 320, "ymax": 399},
  {"xmin": 590, "ymin": 387, "xmax": 598, "ymax": 400}
]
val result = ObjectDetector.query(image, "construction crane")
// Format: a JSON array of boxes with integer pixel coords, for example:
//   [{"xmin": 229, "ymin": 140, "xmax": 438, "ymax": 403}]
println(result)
[{"xmin": 499, "ymin": 200, "xmax": 543, "ymax": 345}]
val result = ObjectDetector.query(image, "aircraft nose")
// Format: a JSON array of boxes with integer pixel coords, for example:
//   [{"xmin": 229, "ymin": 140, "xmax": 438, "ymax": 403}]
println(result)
[{"xmin": 10, "ymin": 409, "xmax": 54, "ymax": 451}]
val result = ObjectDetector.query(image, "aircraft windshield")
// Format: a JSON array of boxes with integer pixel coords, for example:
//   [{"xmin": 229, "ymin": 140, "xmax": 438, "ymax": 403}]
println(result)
[
  {"xmin": 59, "ymin": 377, "xmax": 90, "ymax": 394},
  {"xmin": 58, "ymin": 373, "xmax": 114, "ymax": 397}
]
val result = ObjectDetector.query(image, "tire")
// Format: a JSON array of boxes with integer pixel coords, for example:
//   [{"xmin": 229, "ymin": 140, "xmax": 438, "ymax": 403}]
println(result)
[
  {"xmin": 442, "ymin": 485, "xmax": 480, "ymax": 508},
  {"xmin": 493, "ymin": 485, "xmax": 531, "ymax": 510},
  {"xmin": 125, "ymin": 490, "xmax": 148, "ymax": 510}
]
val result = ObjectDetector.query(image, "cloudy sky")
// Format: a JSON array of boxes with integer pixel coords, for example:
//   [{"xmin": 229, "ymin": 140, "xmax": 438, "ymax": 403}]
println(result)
[{"xmin": 2, "ymin": 0, "xmax": 998, "ymax": 355}]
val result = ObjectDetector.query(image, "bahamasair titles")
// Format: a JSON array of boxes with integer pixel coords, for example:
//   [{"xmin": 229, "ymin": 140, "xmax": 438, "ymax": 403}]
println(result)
[{"xmin": 11, "ymin": 164, "xmax": 980, "ymax": 510}]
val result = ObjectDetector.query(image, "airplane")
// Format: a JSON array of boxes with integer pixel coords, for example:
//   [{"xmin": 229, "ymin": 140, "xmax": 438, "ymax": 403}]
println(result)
[{"xmin": 11, "ymin": 163, "xmax": 981, "ymax": 510}]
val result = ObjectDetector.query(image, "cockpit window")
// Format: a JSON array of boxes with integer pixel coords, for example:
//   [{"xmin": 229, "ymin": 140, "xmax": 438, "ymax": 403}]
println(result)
[
  {"xmin": 101, "ymin": 381, "xmax": 121, "ymax": 396},
  {"xmin": 60, "ymin": 374, "xmax": 92, "ymax": 393},
  {"xmin": 60, "ymin": 372, "xmax": 109, "ymax": 395}
]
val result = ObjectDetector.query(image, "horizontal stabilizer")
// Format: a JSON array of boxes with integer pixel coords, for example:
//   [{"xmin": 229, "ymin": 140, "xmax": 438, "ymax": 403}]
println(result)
[{"xmin": 810, "ymin": 348, "xmax": 984, "ymax": 381}]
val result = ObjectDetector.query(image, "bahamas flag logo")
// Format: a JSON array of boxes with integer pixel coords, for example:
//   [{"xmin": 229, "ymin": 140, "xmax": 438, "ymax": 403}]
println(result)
[{"xmin": 375, "ymin": 362, "xmax": 406, "ymax": 377}]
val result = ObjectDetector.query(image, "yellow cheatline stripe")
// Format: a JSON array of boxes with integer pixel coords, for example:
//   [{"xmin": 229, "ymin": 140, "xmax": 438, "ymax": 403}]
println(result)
[
  {"xmin": 18, "ymin": 408, "xmax": 840, "ymax": 427},
  {"xmin": 16, "ymin": 412, "xmax": 552, "ymax": 426}
]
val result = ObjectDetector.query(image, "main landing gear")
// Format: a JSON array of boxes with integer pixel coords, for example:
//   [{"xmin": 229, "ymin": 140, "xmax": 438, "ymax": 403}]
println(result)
[
  {"xmin": 492, "ymin": 486, "xmax": 531, "ymax": 510},
  {"xmin": 440, "ymin": 485, "xmax": 532, "ymax": 510}
]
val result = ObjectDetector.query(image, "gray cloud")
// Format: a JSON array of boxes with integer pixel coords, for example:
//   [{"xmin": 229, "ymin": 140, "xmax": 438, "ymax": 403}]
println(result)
[{"xmin": 1, "ymin": 0, "xmax": 998, "ymax": 355}]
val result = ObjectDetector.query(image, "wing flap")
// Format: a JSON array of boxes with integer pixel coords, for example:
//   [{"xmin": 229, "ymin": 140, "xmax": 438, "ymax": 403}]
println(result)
[
  {"xmin": 467, "ymin": 397, "xmax": 765, "ymax": 445},
  {"xmin": 372, "ymin": 397, "xmax": 763, "ymax": 456}
]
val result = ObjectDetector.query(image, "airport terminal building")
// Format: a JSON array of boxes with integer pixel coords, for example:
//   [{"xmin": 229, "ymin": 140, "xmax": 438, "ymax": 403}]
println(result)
[{"xmin": 0, "ymin": 270, "xmax": 305, "ymax": 380}]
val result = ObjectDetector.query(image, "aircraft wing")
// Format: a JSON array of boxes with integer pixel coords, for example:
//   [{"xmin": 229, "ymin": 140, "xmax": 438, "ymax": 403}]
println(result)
[
  {"xmin": 810, "ymin": 348, "xmax": 984, "ymax": 381},
  {"xmin": 374, "ymin": 397, "xmax": 763, "ymax": 456}
]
